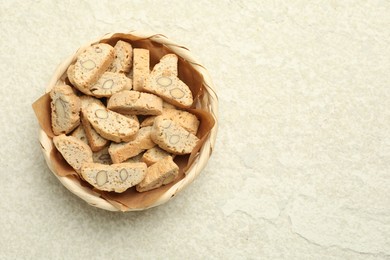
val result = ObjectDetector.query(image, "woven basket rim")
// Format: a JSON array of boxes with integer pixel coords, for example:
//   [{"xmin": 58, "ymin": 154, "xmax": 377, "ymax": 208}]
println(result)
[{"xmin": 39, "ymin": 30, "xmax": 218, "ymax": 211}]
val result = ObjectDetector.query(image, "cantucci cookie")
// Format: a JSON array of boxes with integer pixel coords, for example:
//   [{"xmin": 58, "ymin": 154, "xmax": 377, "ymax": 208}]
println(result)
[
  {"xmin": 107, "ymin": 90, "xmax": 163, "ymax": 115},
  {"xmin": 143, "ymin": 54, "xmax": 193, "ymax": 108},
  {"xmin": 140, "ymin": 116, "xmax": 155, "ymax": 127},
  {"xmin": 81, "ymin": 162, "xmax": 147, "ymax": 193},
  {"xmin": 108, "ymin": 40, "xmax": 133, "ymax": 74},
  {"xmin": 80, "ymin": 95, "xmax": 104, "ymax": 108},
  {"xmin": 80, "ymin": 96, "xmax": 109, "ymax": 151},
  {"xmin": 140, "ymin": 108, "xmax": 199, "ymax": 135},
  {"xmin": 53, "ymin": 134, "xmax": 93, "ymax": 173},
  {"xmin": 152, "ymin": 54, "xmax": 178, "ymax": 76},
  {"xmin": 124, "ymin": 153, "xmax": 144, "ymax": 163},
  {"xmin": 83, "ymin": 102, "xmax": 139, "ymax": 143},
  {"xmin": 162, "ymin": 101, "xmax": 176, "ymax": 109},
  {"xmin": 50, "ymin": 84, "xmax": 81, "ymax": 135},
  {"xmin": 162, "ymin": 108, "xmax": 199, "ymax": 135},
  {"xmin": 151, "ymin": 116, "xmax": 199, "ymax": 155},
  {"xmin": 89, "ymin": 72, "xmax": 132, "ymax": 98},
  {"xmin": 70, "ymin": 125, "xmax": 88, "ymax": 145},
  {"xmin": 132, "ymin": 48, "xmax": 149, "ymax": 91},
  {"xmin": 81, "ymin": 114, "xmax": 109, "ymax": 152},
  {"xmin": 92, "ymin": 147, "xmax": 112, "ymax": 165},
  {"xmin": 136, "ymin": 156, "xmax": 179, "ymax": 192},
  {"xmin": 122, "ymin": 114, "xmax": 140, "ymax": 124},
  {"xmin": 109, "ymin": 126, "xmax": 155, "ymax": 163},
  {"xmin": 142, "ymin": 146, "xmax": 172, "ymax": 166},
  {"xmin": 67, "ymin": 43, "xmax": 114, "ymax": 95}
]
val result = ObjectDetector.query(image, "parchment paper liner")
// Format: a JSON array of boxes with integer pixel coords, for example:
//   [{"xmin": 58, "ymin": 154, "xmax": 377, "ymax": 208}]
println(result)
[{"xmin": 33, "ymin": 31, "xmax": 218, "ymax": 211}]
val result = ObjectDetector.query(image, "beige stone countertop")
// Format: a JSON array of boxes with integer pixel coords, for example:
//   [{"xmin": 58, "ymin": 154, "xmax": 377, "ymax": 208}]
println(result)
[{"xmin": 0, "ymin": 1, "xmax": 389, "ymax": 259}]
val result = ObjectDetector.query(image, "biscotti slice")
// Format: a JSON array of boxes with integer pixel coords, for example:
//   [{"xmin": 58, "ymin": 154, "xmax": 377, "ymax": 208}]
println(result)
[
  {"xmin": 160, "ymin": 108, "xmax": 199, "ymax": 135},
  {"xmin": 144, "ymin": 55, "xmax": 193, "ymax": 107},
  {"xmin": 124, "ymin": 153, "xmax": 144, "ymax": 163},
  {"xmin": 151, "ymin": 116, "xmax": 199, "ymax": 155},
  {"xmin": 109, "ymin": 126, "xmax": 155, "ymax": 163},
  {"xmin": 139, "ymin": 102, "xmax": 188, "ymax": 128},
  {"xmin": 80, "ymin": 114, "xmax": 109, "ymax": 152},
  {"xmin": 83, "ymin": 102, "xmax": 139, "ymax": 143},
  {"xmin": 80, "ymin": 96, "xmax": 109, "ymax": 151},
  {"xmin": 67, "ymin": 43, "xmax": 114, "ymax": 95},
  {"xmin": 80, "ymin": 95, "xmax": 104, "ymax": 108},
  {"xmin": 70, "ymin": 125, "xmax": 89, "ymax": 145},
  {"xmin": 122, "ymin": 114, "xmax": 140, "ymax": 124},
  {"xmin": 136, "ymin": 156, "xmax": 179, "ymax": 192},
  {"xmin": 139, "ymin": 108, "xmax": 199, "ymax": 135},
  {"xmin": 152, "ymin": 54, "xmax": 178, "ymax": 77},
  {"xmin": 92, "ymin": 146, "xmax": 112, "ymax": 165},
  {"xmin": 50, "ymin": 85, "xmax": 81, "ymax": 135},
  {"xmin": 53, "ymin": 134, "xmax": 93, "ymax": 173},
  {"xmin": 162, "ymin": 101, "xmax": 176, "ymax": 109},
  {"xmin": 81, "ymin": 162, "xmax": 147, "ymax": 193},
  {"xmin": 89, "ymin": 72, "xmax": 132, "ymax": 98},
  {"xmin": 132, "ymin": 48, "xmax": 149, "ymax": 91},
  {"xmin": 108, "ymin": 40, "xmax": 133, "ymax": 74},
  {"xmin": 140, "ymin": 116, "xmax": 155, "ymax": 127},
  {"xmin": 142, "ymin": 146, "xmax": 172, "ymax": 166},
  {"xmin": 107, "ymin": 90, "xmax": 163, "ymax": 115}
]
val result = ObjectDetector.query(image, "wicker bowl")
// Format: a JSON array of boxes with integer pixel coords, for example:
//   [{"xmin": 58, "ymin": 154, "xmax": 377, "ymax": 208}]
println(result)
[{"xmin": 34, "ymin": 31, "xmax": 218, "ymax": 211}]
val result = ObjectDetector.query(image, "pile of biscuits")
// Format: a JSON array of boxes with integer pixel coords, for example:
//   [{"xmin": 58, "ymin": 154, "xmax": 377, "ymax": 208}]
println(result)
[{"xmin": 50, "ymin": 41, "xmax": 200, "ymax": 193}]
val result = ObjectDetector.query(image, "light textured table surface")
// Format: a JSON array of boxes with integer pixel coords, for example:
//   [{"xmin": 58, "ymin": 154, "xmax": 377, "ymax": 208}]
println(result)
[{"xmin": 1, "ymin": 1, "xmax": 390, "ymax": 259}]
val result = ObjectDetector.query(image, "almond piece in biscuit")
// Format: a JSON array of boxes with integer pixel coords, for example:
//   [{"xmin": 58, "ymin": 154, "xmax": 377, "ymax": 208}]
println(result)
[
  {"xmin": 108, "ymin": 40, "xmax": 133, "ymax": 74},
  {"xmin": 109, "ymin": 126, "xmax": 155, "ymax": 163},
  {"xmin": 83, "ymin": 103, "xmax": 139, "ymax": 143},
  {"xmin": 89, "ymin": 72, "xmax": 132, "ymax": 98},
  {"xmin": 132, "ymin": 48, "xmax": 149, "ymax": 91},
  {"xmin": 151, "ymin": 116, "xmax": 199, "ymax": 155},
  {"xmin": 80, "ymin": 96, "xmax": 109, "ymax": 151},
  {"xmin": 53, "ymin": 134, "xmax": 93, "ymax": 173},
  {"xmin": 142, "ymin": 146, "xmax": 172, "ymax": 166},
  {"xmin": 136, "ymin": 156, "xmax": 179, "ymax": 192},
  {"xmin": 107, "ymin": 90, "xmax": 163, "ymax": 115},
  {"xmin": 81, "ymin": 162, "xmax": 147, "ymax": 193},
  {"xmin": 50, "ymin": 85, "xmax": 81, "ymax": 135},
  {"xmin": 143, "ymin": 54, "xmax": 193, "ymax": 108},
  {"xmin": 67, "ymin": 43, "xmax": 114, "ymax": 95}
]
